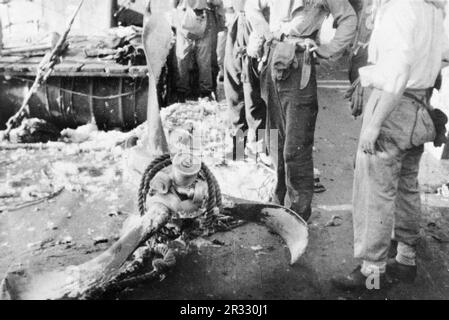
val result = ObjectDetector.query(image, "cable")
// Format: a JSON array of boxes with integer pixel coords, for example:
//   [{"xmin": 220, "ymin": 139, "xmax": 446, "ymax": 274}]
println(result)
[{"xmin": 7, "ymin": 74, "xmax": 147, "ymax": 100}]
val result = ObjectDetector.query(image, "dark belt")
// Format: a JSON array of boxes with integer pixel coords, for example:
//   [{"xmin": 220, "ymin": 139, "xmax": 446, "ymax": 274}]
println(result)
[
  {"xmin": 403, "ymin": 89, "xmax": 432, "ymax": 109},
  {"xmin": 271, "ymin": 36, "xmax": 311, "ymax": 51}
]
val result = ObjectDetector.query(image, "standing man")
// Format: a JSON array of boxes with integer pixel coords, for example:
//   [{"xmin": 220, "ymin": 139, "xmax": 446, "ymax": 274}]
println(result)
[
  {"xmin": 209, "ymin": 0, "xmax": 227, "ymax": 93},
  {"xmin": 245, "ymin": 0, "xmax": 357, "ymax": 221},
  {"xmin": 332, "ymin": 0, "xmax": 449, "ymax": 291},
  {"xmin": 224, "ymin": 0, "xmax": 268, "ymax": 160},
  {"xmin": 216, "ymin": 0, "xmax": 235, "ymax": 82},
  {"xmin": 175, "ymin": 0, "xmax": 224, "ymax": 101}
]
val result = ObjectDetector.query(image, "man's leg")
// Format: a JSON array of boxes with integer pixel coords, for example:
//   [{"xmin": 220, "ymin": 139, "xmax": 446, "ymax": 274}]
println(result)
[
  {"xmin": 388, "ymin": 146, "xmax": 423, "ymax": 282},
  {"xmin": 223, "ymin": 18, "xmax": 248, "ymax": 160},
  {"xmin": 217, "ymin": 30, "xmax": 228, "ymax": 82},
  {"xmin": 269, "ymin": 101, "xmax": 287, "ymax": 206},
  {"xmin": 224, "ymin": 18, "xmax": 246, "ymax": 135},
  {"xmin": 242, "ymin": 56, "xmax": 267, "ymax": 153},
  {"xmin": 276, "ymin": 56, "xmax": 318, "ymax": 220},
  {"xmin": 167, "ymin": 44, "xmax": 180, "ymax": 104},
  {"xmin": 196, "ymin": 31, "xmax": 214, "ymax": 98},
  {"xmin": 331, "ymin": 142, "xmax": 402, "ymax": 291},
  {"xmin": 209, "ymin": 11, "xmax": 220, "ymax": 93},
  {"xmin": 394, "ymin": 146, "xmax": 423, "ymax": 261},
  {"xmin": 283, "ymin": 101, "xmax": 318, "ymax": 220},
  {"xmin": 260, "ymin": 50, "xmax": 286, "ymax": 205},
  {"xmin": 176, "ymin": 34, "xmax": 194, "ymax": 100},
  {"xmin": 353, "ymin": 147, "xmax": 402, "ymax": 273}
]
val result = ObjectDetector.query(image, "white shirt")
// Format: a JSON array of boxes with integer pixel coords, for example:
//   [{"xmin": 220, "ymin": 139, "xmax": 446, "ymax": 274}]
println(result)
[{"xmin": 359, "ymin": 0, "xmax": 449, "ymax": 93}]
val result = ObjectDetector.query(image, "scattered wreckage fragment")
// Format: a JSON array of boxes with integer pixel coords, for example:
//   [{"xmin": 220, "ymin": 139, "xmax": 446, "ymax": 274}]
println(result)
[
  {"xmin": 0, "ymin": 2, "xmax": 308, "ymax": 300},
  {"xmin": 0, "ymin": 151, "xmax": 308, "ymax": 300}
]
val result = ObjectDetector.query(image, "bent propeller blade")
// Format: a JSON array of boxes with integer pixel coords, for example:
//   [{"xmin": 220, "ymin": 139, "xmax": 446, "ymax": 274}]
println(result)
[{"xmin": 223, "ymin": 196, "xmax": 309, "ymax": 265}]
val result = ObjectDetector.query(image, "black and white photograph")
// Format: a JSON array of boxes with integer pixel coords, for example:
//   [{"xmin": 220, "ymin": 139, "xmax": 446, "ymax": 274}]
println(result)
[{"xmin": 0, "ymin": 0, "xmax": 449, "ymax": 306}]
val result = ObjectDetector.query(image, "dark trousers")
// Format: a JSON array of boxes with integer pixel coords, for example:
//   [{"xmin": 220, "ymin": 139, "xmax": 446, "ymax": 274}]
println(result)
[
  {"xmin": 261, "ymin": 42, "xmax": 319, "ymax": 218},
  {"xmin": 224, "ymin": 13, "xmax": 266, "ymax": 142},
  {"xmin": 210, "ymin": 11, "xmax": 220, "ymax": 93}
]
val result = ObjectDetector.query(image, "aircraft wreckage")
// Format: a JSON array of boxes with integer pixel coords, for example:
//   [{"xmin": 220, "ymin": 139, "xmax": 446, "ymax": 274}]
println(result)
[{"xmin": 0, "ymin": 1, "xmax": 308, "ymax": 300}]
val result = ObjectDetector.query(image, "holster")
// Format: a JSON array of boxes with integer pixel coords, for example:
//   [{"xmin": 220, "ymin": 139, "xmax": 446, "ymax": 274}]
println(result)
[
  {"xmin": 430, "ymin": 108, "xmax": 449, "ymax": 147},
  {"xmin": 403, "ymin": 91, "xmax": 447, "ymax": 147},
  {"xmin": 264, "ymin": 37, "xmax": 312, "ymax": 88}
]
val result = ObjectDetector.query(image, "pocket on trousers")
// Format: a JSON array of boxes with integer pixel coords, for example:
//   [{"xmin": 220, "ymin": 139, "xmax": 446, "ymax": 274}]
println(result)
[
  {"xmin": 378, "ymin": 98, "xmax": 416, "ymax": 151},
  {"xmin": 270, "ymin": 43, "xmax": 298, "ymax": 82}
]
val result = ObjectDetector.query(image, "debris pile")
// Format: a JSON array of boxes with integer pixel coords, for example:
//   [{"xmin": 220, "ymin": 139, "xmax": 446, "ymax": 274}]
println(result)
[
  {"xmin": 0, "ymin": 131, "xmax": 127, "ymax": 213},
  {"xmin": 9, "ymin": 119, "xmax": 60, "ymax": 144},
  {"xmin": 0, "ymin": 99, "xmax": 329, "ymax": 213},
  {"xmin": 161, "ymin": 100, "xmax": 233, "ymax": 160},
  {"xmin": 70, "ymin": 26, "xmax": 147, "ymax": 66},
  {"xmin": 0, "ymin": 98, "xmax": 315, "ymax": 300}
]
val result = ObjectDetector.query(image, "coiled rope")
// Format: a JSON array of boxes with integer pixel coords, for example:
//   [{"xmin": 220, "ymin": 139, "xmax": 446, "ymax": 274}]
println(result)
[{"xmin": 137, "ymin": 154, "xmax": 223, "ymax": 223}]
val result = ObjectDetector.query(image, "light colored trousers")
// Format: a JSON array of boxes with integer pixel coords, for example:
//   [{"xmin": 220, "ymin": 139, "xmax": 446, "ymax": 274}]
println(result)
[
  {"xmin": 176, "ymin": 11, "xmax": 215, "ymax": 96},
  {"xmin": 217, "ymin": 30, "xmax": 227, "ymax": 69},
  {"xmin": 353, "ymin": 89, "xmax": 427, "ymax": 264}
]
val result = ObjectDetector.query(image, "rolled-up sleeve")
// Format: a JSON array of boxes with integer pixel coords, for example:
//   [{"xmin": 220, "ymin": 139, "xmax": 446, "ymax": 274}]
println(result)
[
  {"xmin": 360, "ymin": 2, "xmax": 415, "ymax": 93},
  {"xmin": 319, "ymin": 0, "xmax": 357, "ymax": 59}
]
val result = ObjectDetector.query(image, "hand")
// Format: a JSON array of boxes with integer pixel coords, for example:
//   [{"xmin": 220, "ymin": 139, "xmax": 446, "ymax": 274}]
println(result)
[
  {"xmin": 310, "ymin": 44, "xmax": 331, "ymax": 60},
  {"xmin": 247, "ymin": 32, "xmax": 265, "ymax": 59},
  {"xmin": 359, "ymin": 124, "xmax": 381, "ymax": 155},
  {"xmin": 304, "ymin": 39, "xmax": 319, "ymax": 53},
  {"xmin": 345, "ymin": 80, "xmax": 365, "ymax": 118}
]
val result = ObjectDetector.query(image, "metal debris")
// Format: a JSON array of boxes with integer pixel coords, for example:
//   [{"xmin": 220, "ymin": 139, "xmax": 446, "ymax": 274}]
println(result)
[
  {"xmin": 58, "ymin": 236, "xmax": 73, "ymax": 245},
  {"xmin": 93, "ymin": 237, "xmax": 109, "ymax": 246},
  {"xmin": 325, "ymin": 215, "xmax": 343, "ymax": 227}
]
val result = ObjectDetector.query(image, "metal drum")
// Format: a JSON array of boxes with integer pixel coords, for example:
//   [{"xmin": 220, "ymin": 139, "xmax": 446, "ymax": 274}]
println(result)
[{"xmin": 0, "ymin": 75, "xmax": 149, "ymax": 130}]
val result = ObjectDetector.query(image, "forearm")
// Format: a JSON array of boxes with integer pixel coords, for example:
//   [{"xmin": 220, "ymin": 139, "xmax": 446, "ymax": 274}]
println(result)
[
  {"xmin": 320, "ymin": 17, "xmax": 357, "ymax": 58},
  {"xmin": 319, "ymin": 0, "xmax": 357, "ymax": 59},
  {"xmin": 368, "ymin": 69, "xmax": 409, "ymax": 128},
  {"xmin": 368, "ymin": 91, "xmax": 401, "ymax": 129}
]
